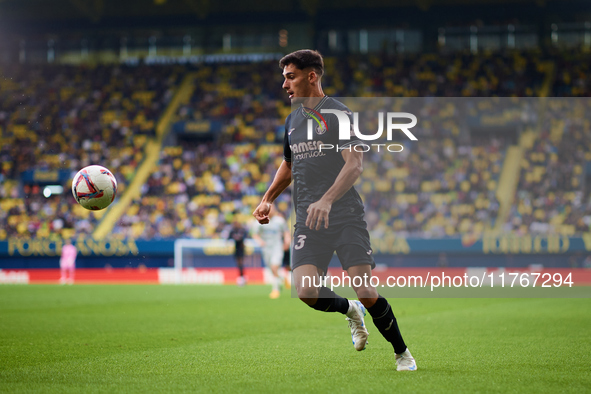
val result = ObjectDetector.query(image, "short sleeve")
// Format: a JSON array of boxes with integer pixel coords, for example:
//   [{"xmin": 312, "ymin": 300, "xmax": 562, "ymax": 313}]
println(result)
[{"xmin": 283, "ymin": 115, "xmax": 292, "ymax": 162}]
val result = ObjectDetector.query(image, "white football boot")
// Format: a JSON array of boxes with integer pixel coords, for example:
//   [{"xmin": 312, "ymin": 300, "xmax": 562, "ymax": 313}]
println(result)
[
  {"xmin": 345, "ymin": 300, "xmax": 369, "ymax": 351},
  {"xmin": 395, "ymin": 349, "xmax": 417, "ymax": 371}
]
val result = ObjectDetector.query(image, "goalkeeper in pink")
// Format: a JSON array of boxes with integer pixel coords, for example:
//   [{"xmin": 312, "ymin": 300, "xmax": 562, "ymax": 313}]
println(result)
[{"xmin": 60, "ymin": 239, "xmax": 77, "ymax": 285}]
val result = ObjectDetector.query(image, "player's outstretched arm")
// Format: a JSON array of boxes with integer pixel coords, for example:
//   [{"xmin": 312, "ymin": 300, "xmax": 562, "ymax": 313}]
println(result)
[
  {"xmin": 253, "ymin": 160, "xmax": 292, "ymax": 224},
  {"xmin": 306, "ymin": 149, "xmax": 363, "ymax": 230}
]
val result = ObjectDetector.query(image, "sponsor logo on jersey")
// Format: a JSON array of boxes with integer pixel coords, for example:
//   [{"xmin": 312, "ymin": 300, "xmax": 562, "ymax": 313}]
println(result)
[
  {"xmin": 290, "ymin": 139, "xmax": 327, "ymax": 160},
  {"xmin": 290, "ymin": 140, "xmax": 325, "ymax": 154}
]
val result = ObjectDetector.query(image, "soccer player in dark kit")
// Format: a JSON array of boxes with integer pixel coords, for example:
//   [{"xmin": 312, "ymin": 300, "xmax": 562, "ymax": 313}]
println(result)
[
  {"xmin": 253, "ymin": 49, "xmax": 416, "ymax": 371},
  {"xmin": 228, "ymin": 218, "xmax": 248, "ymax": 286}
]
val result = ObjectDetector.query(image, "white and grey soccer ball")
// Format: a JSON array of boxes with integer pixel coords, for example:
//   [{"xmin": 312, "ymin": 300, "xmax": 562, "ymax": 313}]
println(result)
[{"xmin": 72, "ymin": 165, "xmax": 118, "ymax": 210}]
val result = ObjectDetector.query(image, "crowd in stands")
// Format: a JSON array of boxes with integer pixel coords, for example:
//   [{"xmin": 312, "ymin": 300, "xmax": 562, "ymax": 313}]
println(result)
[
  {"xmin": 113, "ymin": 142, "xmax": 290, "ymax": 239},
  {"xmin": 2, "ymin": 48, "xmax": 589, "ymax": 241},
  {"xmin": 506, "ymin": 98, "xmax": 591, "ymax": 235},
  {"xmin": 0, "ymin": 64, "xmax": 181, "ymax": 240},
  {"xmin": 552, "ymin": 51, "xmax": 591, "ymax": 97},
  {"xmin": 363, "ymin": 134, "xmax": 503, "ymax": 238},
  {"xmin": 503, "ymin": 51, "xmax": 591, "ymax": 236},
  {"xmin": 321, "ymin": 51, "xmax": 545, "ymax": 97},
  {"xmin": 175, "ymin": 61, "xmax": 287, "ymax": 144}
]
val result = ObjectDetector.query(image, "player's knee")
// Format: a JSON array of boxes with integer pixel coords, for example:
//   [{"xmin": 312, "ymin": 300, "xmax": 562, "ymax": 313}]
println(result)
[
  {"xmin": 296, "ymin": 285, "xmax": 319, "ymax": 303},
  {"xmin": 354, "ymin": 286, "xmax": 378, "ymax": 300}
]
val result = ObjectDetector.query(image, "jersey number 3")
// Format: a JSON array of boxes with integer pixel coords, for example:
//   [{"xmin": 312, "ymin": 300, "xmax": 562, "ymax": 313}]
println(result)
[{"xmin": 294, "ymin": 235, "xmax": 307, "ymax": 250}]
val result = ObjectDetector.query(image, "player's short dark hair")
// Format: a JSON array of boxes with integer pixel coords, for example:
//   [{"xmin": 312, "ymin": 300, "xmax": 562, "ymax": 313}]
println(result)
[{"xmin": 279, "ymin": 49, "xmax": 324, "ymax": 77}]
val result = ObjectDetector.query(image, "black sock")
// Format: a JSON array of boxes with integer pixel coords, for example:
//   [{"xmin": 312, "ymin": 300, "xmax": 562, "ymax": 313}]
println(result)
[
  {"xmin": 367, "ymin": 296, "xmax": 407, "ymax": 354},
  {"xmin": 309, "ymin": 287, "xmax": 349, "ymax": 314},
  {"xmin": 238, "ymin": 266, "xmax": 244, "ymax": 277}
]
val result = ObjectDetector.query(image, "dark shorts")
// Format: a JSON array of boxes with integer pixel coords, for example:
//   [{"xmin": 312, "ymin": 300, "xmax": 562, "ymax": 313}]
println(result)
[{"xmin": 291, "ymin": 223, "xmax": 375, "ymax": 273}]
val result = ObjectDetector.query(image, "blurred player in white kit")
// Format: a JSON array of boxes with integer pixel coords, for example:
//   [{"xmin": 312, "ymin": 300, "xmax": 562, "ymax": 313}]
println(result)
[
  {"xmin": 251, "ymin": 205, "xmax": 290, "ymax": 299},
  {"xmin": 60, "ymin": 239, "xmax": 77, "ymax": 285}
]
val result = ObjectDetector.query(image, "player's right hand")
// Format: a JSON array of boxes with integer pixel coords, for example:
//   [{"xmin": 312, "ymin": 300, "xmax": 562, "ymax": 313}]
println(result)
[{"xmin": 253, "ymin": 202, "xmax": 272, "ymax": 224}]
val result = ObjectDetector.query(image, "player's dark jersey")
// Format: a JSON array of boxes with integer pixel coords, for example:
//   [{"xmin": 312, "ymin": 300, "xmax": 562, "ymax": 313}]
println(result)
[
  {"xmin": 228, "ymin": 226, "xmax": 248, "ymax": 256},
  {"xmin": 283, "ymin": 96, "xmax": 365, "ymax": 227}
]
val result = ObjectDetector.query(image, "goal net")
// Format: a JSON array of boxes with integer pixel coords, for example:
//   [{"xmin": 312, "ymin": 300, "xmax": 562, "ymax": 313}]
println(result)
[{"xmin": 164, "ymin": 239, "xmax": 262, "ymax": 284}]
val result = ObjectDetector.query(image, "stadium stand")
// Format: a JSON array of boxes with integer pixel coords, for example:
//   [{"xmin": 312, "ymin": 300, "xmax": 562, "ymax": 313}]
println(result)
[
  {"xmin": 552, "ymin": 51, "xmax": 591, "ymax": 97},
  {"xmin": 322, "ymin": 51, "xmax": 546, "ymax": 97},
  {"xmin": 1, "ymin": 49, "xmax": 586, "ymax": 241},
  {"xmin": 114, "ymin": 142, "xmax": 290, "ymax": 239},
  {"xmin": 507, "ymin": 98, "xmax": 591, "ymax": 235},
  {"xmin": 0, "ymin": 64, "xmax": 182, "ymax": 240}
]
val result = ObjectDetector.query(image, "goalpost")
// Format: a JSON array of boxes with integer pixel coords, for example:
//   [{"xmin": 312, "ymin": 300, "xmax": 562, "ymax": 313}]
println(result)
[{"xmin": 172, "ymin": 238, "xmax": 261, "ymax": 284}]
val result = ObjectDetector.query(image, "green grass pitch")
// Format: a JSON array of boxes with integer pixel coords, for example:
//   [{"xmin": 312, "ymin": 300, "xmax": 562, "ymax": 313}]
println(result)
[{"xmin": 1, "ymin": 285, "xmax": 590, "ymax": 393}]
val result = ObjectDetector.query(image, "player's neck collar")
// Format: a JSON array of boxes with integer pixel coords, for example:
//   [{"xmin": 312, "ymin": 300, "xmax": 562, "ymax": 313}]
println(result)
[{"xmin": 300, "ymin": 95, "xmax": 328, "ymax": 118}]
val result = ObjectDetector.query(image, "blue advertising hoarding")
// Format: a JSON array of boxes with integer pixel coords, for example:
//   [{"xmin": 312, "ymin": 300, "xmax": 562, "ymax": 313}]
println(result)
[{"xmin": 0, "ymin": 235, "xmax": 589, "ymax": 270}]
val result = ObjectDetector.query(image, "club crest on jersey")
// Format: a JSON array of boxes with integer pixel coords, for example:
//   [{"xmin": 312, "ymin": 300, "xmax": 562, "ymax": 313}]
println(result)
[{"xmin": 304, "ymin": 107, "xmax": 329, "ymax": 139}]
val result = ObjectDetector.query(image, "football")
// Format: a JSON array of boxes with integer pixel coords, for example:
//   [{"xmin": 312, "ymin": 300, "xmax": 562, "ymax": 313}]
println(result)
[{"xmin": 72, "ymin": 165, "xmax": 118, "ymax": 210}]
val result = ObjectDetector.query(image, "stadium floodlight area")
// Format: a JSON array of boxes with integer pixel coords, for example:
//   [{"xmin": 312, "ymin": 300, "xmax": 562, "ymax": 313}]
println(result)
[{"xmin": 172, "ymin": 238, "xmax": 261, "ymax": 284}]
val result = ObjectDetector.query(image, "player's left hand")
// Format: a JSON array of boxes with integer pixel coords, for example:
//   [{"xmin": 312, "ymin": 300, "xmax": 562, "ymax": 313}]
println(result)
[
  {"xmin": 306, "ymin": 199, "xmax": 331, "ymax": 230},
  {"xmin": 253, "ymin": 202, "xmax": 272, "ymax": 224}
]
